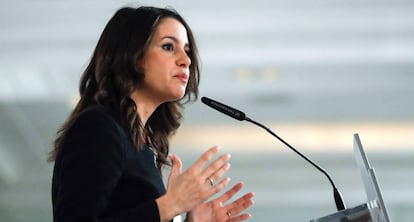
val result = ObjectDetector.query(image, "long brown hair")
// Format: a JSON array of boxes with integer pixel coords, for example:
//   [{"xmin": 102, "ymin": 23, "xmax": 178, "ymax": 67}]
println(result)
[{"xmin": 48, "ymin": 6, "xmax": 200, "ymax": 169}]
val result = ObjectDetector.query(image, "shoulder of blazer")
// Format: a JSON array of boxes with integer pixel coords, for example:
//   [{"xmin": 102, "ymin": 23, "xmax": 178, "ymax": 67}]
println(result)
[{"xmin": 75, "ymin": 105, "xmax": 127, "ymax": 137}]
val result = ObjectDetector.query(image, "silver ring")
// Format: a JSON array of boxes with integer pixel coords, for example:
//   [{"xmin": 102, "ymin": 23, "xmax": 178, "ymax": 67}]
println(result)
[
  {"xmin": 227, "ymin": 210, "xmax": 232, "ymax": 218},
  {"xmin": 207, "ymin": 177, "xmax": 214, "ymax": 186}
]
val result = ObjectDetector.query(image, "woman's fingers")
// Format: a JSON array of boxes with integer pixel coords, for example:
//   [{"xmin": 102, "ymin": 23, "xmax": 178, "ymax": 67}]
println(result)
[
  {"xmin": 226, "ymin": 192, "xmax": 255, "ymax": 221},
  {"xmin": 231, "ymin": 192, "xmax": 255, "ymax": 210},
  {"xmin": 187, "ymin": 145, "xmax": 231, "ymax": 189},
  {"xmin": 168, "ymin": 154, "xmax": 182, "ymax": 179},
  {"xmin": 164, "ymin": 146, "xmax": 231, "ymax": 212},
  {"xmin": 216, "ymin": 182, "xmax": 244, "ymax": 203},
  {"xmin": 208, "ymin": 176, "xmax": 231, "ymax": 196},
  {"xmin": 191, "ymin": 146, "xmax": 221, "ymax": 170},
  {"xmin": 202, "ymin": 153, "xmax": 231, "ymax": 185},
  {"xmin": 228, "ymin": 213, "xmax": 252, "ymax": 222}
]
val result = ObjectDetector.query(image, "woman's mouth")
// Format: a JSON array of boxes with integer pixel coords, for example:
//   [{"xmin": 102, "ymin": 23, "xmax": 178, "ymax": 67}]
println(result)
[{"xmin": 174, "ymin": 73, "xmax": 189, "ymax": 82}]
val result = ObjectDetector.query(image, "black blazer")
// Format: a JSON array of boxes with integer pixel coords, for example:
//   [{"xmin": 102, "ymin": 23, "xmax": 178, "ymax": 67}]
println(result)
[{"xmin": 52, "ymin": 105, "xmax": 166, "ymax": 222}]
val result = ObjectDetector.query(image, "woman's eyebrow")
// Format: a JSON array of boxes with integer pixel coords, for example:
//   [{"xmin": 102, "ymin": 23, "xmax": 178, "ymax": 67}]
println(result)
[{"xmin": 161, "ymin": 36, "xmax": 189, "ymax": 46}]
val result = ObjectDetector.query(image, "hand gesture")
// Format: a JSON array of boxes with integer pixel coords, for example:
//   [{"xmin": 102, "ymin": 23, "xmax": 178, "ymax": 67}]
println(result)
[
  {"xmin": 157, "ymin": 146, "xmax": 231, "ymax": 221},
  {"xmin": 186, "ymin": 182, "xmax": 254, "ymax": 222}
]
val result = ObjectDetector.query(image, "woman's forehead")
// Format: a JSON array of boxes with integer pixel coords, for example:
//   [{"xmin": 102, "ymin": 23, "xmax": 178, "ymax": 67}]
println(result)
[{"xmin": 153, "ymin": 18, "xmax": 188, "ymax": 43}]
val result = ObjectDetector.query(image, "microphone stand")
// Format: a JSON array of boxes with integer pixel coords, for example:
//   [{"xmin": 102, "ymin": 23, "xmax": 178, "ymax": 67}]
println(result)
[
  {"xmin": 245, "ymin": 117, "xmax": 346, "ymax": 211},
  {"xmin": 201, "ymin": 96, "xmax": 346, "ymax": 211}
]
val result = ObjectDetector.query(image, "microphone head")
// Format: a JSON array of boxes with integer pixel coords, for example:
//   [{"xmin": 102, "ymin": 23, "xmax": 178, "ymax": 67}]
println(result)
[{"xmin": 201, "ymin": 97, "xmax": 246, "ymax": 121}]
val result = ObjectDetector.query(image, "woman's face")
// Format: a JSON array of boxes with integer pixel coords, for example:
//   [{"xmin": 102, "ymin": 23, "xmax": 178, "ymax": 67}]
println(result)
[{"xmin": 138, "ymin": 17, "xmax": 191, "ymax": 104}]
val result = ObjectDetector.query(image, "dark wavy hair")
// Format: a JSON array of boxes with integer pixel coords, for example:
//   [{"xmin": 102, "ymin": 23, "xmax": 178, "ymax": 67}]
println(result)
[{"xmin": 48, "ymin": 6, "xmax": 200, "ymax": 169}]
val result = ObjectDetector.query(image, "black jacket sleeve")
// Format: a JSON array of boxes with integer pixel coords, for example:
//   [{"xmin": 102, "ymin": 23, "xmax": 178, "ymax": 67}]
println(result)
[{"xmin": 52, "ymin": 109, "xmax": 161, "ymax": 222}]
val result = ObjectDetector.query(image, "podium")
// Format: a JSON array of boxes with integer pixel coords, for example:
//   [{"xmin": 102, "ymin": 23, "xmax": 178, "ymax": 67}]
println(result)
[{"xmin": 310, "ymin": 134, "xmax": 391, "ymax": 222}]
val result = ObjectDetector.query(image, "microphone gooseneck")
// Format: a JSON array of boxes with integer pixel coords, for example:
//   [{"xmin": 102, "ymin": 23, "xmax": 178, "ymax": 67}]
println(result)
[{"xmin": 201, "ymin": 96, "xmax": 346, "ymax": 211}]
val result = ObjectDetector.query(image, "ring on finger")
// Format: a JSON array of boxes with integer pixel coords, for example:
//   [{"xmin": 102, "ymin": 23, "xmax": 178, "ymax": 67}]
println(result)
[
  {"xmin": 227, "ymin": 210, "xmax": 232, "ymax": 218},
  {"xmin": 207, "ymin": 177, "xmax": 214, "ymax": 186}
]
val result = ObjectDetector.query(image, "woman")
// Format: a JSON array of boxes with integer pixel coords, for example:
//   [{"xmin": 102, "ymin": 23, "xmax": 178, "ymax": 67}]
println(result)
[{"xmin": 49, "ymin": 6, "xmax": 254, "ymax": 222}]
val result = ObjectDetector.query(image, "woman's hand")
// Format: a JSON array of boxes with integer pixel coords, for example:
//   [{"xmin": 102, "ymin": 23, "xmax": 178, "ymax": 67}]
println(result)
[
  {"xmin": 186, "ymin": 182, "xmax": 254, "ymax": 222},
  {"xmin": 156, "ymin": 146, "xmax": 231, "ymax": 222}
]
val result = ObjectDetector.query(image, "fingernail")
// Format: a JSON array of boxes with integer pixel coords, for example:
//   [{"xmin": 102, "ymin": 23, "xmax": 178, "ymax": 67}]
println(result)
[{"xmin": 222, "ymin": 153, "xmax": 231, "ymax": 160}]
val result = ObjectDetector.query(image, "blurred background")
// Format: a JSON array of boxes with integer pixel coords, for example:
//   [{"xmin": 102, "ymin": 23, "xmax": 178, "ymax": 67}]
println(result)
[{"xmin": 1, "ymin": 0, "xmax": 413, "ymax": 221}]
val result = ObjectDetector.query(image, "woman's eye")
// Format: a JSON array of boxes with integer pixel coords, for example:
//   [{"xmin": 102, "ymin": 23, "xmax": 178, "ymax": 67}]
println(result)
[
  {"xmin": 185, "ymin": 49, "xmax": 191, "ymax": 56},
  {"xmin": 162, "ymin": 43, "xmax": 174, "ymax": 51}
]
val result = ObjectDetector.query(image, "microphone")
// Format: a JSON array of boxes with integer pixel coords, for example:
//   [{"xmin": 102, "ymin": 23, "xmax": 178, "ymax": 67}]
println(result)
[{"xmin": 201, "ymin": 96, "xmax": 346, "ymax": 211}]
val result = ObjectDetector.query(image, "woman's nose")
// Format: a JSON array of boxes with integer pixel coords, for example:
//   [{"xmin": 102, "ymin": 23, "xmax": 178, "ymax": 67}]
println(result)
[{"xmin": 177, "ymin": 50, "xmax": 191, "ymax": 68}]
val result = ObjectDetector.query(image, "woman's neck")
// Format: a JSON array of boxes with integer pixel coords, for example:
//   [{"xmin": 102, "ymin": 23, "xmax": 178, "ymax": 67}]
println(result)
[{"xmin": 130, "ymin": 91, "xmax": 161, "ymax": 126}]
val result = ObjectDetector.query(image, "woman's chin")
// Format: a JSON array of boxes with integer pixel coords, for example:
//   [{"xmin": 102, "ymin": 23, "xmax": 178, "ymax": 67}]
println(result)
[{"xmin": 165, "ymin": 91, "xmax": 186, "ymax": 102}]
